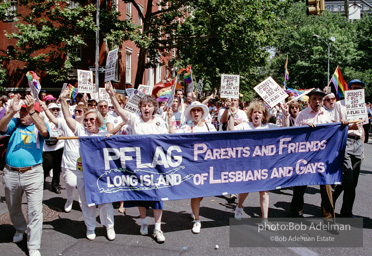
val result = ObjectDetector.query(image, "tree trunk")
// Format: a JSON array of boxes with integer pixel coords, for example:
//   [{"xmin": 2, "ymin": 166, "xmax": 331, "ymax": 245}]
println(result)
[{"xmin": 134, "ymin": 48, "xmax": 147, "ymax": 87}]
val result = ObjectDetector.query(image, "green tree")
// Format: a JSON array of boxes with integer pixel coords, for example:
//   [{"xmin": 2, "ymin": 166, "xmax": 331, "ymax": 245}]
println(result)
[
  {"xmin": 0, "ymin": 0, "xmax": 136, "ymax": 84},
  {"xmin": 269, "ymin": 1, "xmax": 371, "ymax": 100},
  {"xmin": 173, "ymin": 0, "xmax": 292, "ymax": 101}
]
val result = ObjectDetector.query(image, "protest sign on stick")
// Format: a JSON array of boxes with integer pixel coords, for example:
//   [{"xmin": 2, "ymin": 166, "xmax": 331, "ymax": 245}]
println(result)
[
  {"xmin": 254, "ymin": 77, "xmax": 288, "ymax": 108},
  {"xmin": 196, "ymin": 79, "xmax": 204, "ymax": 97},
  {"xmin": 77, "ymin": 70, "xmax": 94, "ymax": 93},
  {"xmin": 98, "ymin": 88, "xmax": 112, "ymax": 106},
  {"xmin": 104, "ymin": 48, "xmax": 119, "ymax": 82},
  {"xmin": 345, "ymin": 89, "xmax": 367, "ymax": 122},
  {"xmin": 138, "ymin": 84, "xmax": 153, "ymax": 95},
  {"xmin": 124, "ymin": 90, "xmax": 146, "ymax": 115},
  {"xmin": 220, "ymin": 74, "xmax": 240, "ymax": 99}
]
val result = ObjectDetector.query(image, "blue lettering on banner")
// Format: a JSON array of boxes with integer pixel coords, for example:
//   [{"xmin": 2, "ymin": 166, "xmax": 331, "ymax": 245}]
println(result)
[{"xmin": 79, "ymin": 123, "xmax": 348, "ymax": 206}]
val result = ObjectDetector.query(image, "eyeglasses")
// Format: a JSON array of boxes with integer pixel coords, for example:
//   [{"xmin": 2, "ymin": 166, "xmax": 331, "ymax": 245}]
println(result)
[
  {"xmin": 290, "ymin": 106, "xmax": 298, "ymax": 109},
  {"xmin": 325, "ymin": 98, "xmax": 336, "ymax": 102},
  {"xmin": 50, "ymin": 108, "xmax": 60, "ymax": 112},
  {"xmin": 98, "ymin": 105, "xmax": 108, "ymax": 108},
  {"xmin": 191, "ymin": 108, "xmax": 202, "ymax": 112},
  {"xmin": 75, "ymin": 109, "xmax": 83, "ymax": 113},
  {"xmin": 84, "ymin": 118, "xmax": 96, "ymax": 123}
]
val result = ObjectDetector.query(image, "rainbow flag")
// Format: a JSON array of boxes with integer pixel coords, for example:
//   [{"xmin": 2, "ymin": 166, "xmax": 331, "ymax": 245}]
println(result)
[
  {"xmin": 331, "ymin": 66, "xmax": 348, "ymax": 99},
  {"xmin": 283, "ymin": 55, "xmax": 289, "ymax": 86},
  {"xmin": 68, "ymin": 84, "xmax": 79, "ymax": 100},
  {"xmin": 285, "ymin": 86, "xmax": 307, "ymax": 97},
  {"xmin": 26, "ymin": 71, "xmax": 42, "ymax": 101},
  {"xmin": 183, "ymin": 65, "xmax": 192, "ymax": 83}
]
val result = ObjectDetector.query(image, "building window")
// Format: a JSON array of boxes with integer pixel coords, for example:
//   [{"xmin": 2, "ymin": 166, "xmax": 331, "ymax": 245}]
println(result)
[
  {"xmin": 147, "ymin": 67, "xmax": 154, "ymax": 86},
  {"xmin": 113, "ymin": 0, "xmax": 119, "ymax": 12},
  {"xmin": 126, "ymin": 2, "xmax": 131, "ymax": 20},
  {"xmin": 3, "ymin": 0, "xmax": 17, "ymax": 22},
  {"xmin": 126, "ymin": 51, "xmax": 132, "ymax": 83}
]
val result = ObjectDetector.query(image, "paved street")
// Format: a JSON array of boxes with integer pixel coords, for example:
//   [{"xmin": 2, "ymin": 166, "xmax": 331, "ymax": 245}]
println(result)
[{"xmin": 1, "ymin": 142, "xmax": 372, "ymax": 256}]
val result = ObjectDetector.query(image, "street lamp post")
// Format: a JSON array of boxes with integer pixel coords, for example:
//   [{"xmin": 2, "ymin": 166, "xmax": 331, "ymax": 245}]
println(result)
[{"xmin": 313, "ymin": 34, "xmax": 335, "ymax": 85}]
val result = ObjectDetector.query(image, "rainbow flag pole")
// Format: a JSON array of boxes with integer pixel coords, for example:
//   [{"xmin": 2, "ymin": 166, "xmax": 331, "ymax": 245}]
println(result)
[
  {"xmin": 329, "ymin": 66, "xmax": 348, "ymax": 99},
  {"xmin": 283, "ymin": 55, "xmax": 289, "ymax": 87}
]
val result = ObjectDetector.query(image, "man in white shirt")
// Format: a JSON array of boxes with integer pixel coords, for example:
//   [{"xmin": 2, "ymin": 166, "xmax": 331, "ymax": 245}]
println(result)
[{"xmin": 333, "ymin": 79, "xmax": 366, "ymax": 217}]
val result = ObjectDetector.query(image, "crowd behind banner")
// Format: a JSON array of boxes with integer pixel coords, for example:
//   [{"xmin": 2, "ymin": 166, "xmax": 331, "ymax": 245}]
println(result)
[{"xmin": 0, "ymin": 76, "xmax": 370, "ymax": 255}]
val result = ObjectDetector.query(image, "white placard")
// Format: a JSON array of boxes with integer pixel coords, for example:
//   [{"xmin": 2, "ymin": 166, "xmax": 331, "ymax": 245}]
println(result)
[
  {"xmin": 345, "ymin": 89, "xmax": 367, "ymax": 122},
  {"xmin": 220, "ymin": 74, "xmax": 240, "ymax": 99},
  {"xmin": 124, "ymin": 90, "xmax": 146, "ymax": 115},
  {"xmin": 254, "ymin": 76, "xmax": 288, "ymax": 108},
  {"xmin": 138, "ymin": 84, "xmax": 153, "ymax": 95},
  {"xmin": 77, "ymin": 70, "xmax": 94, "ymax": 93},
  {"xmin": 98, "ymin": 88, "xmax": 112, "ymax": 106},
  {"xmin": 105, "ymin": 48, "xmax": 119, "ymax": 82},
  {"xmin": 196, "ymin": 79, "xmax": 203, "ymax": 96}
]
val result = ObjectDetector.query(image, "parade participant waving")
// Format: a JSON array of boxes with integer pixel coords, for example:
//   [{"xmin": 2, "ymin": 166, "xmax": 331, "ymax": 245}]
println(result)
[
  {"xmin": 229, "ymin": 101, "xmax": 289, "ymax": 222},
  {"xmin": 60, "ymin": 89, "xmax": 116, "ymax": 241},
  {"xmin": 0, "ymin": 94, "xmax": 49, "ymax": 256},
  {"xmin": 218, "ymin": 97, "xmax": 248, "ymax": 131},
  {"xmin": 105, "ymin": 81, "xmax": 167, "ymax": 243},
  {"xmin": 169, "ymin": 101, "xmax": 217, "ymax": 234}
]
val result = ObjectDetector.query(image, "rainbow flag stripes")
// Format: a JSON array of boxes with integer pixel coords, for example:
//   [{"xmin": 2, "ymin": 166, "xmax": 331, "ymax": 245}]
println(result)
[{"xmin": 331, "ymin": 66, "xmax": 348, "ymax": 99}]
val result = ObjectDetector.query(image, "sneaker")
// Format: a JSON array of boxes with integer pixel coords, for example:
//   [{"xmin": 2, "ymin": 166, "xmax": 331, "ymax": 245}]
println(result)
[
  {"xmin": 13, "ymin": 230, "xmax": 24, "ymax": 243},
  {"xmin": 140, "ymin": 224, "xmax": 148, "ymax": 236},
  {"xmin": 106, "ymin": 227, "xmax": 116, "ymax": 241},
  {"xmin": 192, "ymin": 221, "xmax": 201, "ymax": 234},
  {"xmin": 230, "ymin": 194, "xmax": 237, "ymax": 200},
  {"xmin": 153, "ymin": 229, "xmax": 165, "ymax": 243},
  {"xmin": 64, "ymin": 200, "xmax": 73, "ymax": 213},
  {"xmin": 86, "ymin": 230, "xmax": 96, "ymax": 240},
  {"xmin": 234, "ymin": 208, "xmax": 243, "ymax": 220},
  {"xmin": 29, "ymin": 249, "xmax": 41, "ymax": 256}
]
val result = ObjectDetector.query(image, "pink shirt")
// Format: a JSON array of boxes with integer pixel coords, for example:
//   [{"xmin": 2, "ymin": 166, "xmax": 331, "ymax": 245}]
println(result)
[{"xmin": 295, "ymin": 106, "xmax": 331, "ymax": 126}]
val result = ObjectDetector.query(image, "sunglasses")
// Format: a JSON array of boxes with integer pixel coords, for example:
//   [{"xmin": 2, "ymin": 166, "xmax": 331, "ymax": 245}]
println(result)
[
  {"xmin": 50, "ymin": 108, "xmax": 60, "ymax": 111},
  {"xmin": 191, "ymin": 108, "xmax": 203, "ymax": 112},
  {"xmin": 325, "ymin": 98, "xmax": 336, "ymax": 102},
  {"xmin": 84, "ymin": 118, "xmax": 96, "ymax": 123},
  {"xmin": 75, "ymin": 109, "xmax": 83, "ymax": 113},
  {"xmin": 290, "ymin": 106, "xmax": 298, "ymax": 109},
  {"xmin": 99, "ymin": 105, "xmax": 108, "ymax": 108}
]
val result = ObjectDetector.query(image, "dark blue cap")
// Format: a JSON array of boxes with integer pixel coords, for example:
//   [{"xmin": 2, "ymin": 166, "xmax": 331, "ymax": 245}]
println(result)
[{"xmin": 348, "ymin": 79, "xmax": 365, "ymax": 88}]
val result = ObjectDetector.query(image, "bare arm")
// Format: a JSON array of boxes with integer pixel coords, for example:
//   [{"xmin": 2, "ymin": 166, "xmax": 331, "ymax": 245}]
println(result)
[
  {"xmin": 279, "ymin": 103, "xmax": 290, "ymax": 127},
  {"xmin": 167, "ymin": 108, "xmax": 176, "ymax": 134},
  {"xmin": 0, "ymin": 95, "xmax": 21, "ymax": 132},
  {"xmin": 40, "ymin": 101, "xmax": 59, "ymax": 126},
  {"xmin": 220, "ymin": 100, "xmax": 231, "ymax": 124},
  {"xmin": 60, "ymin": 89, "xmax": 77, "ymax": 132},
  {"xmin": 24, "ymin": 95, "xmax": 49, "ymax": 138},
  {"xmin": 105, "ymin": 81, "xmax": 129, "ymax": 123},
  {"xmin": 201, "ymin": 93, "xmax": 215, "ymax": 105},
  {"xmin": 109, "ymin": 122, "xmax": 125, "ymax": 135}
]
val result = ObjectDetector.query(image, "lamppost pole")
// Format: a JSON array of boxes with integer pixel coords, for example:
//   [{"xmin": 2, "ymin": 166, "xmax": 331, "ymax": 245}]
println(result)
[{"xmin": 313, "ymin": 34, "xmax": 335, "ymax": 85}]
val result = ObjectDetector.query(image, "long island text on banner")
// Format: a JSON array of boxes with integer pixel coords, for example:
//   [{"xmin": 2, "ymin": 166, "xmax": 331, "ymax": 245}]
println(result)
[{"xmin": 79, "ymin": 123, "xmax": 348, "ymax": 206}]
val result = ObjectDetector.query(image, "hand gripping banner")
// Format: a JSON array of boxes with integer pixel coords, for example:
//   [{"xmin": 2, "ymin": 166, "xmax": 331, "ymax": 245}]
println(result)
[{"xmin": 79, "ymin": 123, "xmax": 348, "ymax": 206}]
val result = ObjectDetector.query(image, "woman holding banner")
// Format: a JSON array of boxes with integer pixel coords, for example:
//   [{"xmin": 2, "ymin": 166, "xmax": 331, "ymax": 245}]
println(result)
[
  {"xmin": 60, "ymin": 89, "xmax": 116, "ymax": 241},
  {"xmin": 288, "ymin": 101, "xmax": 302, "ymax": 127},
  {"xmin": 40, "ymin": 101, "xmax": 87, "ymax": 212},
  {"xmin": 229, "ymin": 101, "xmax": 289, "ymax": 222},
  {"xmin": 105, "ymin": 82, "xmax": 167, "ymax": 243},
  {"xmin": 168, "ymin": 101, "xmax": 217, "ymax": 234}
]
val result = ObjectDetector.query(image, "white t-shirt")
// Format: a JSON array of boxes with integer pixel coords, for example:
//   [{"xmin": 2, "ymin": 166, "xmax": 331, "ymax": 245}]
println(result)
[
  {"xmin": 57, "ymin": 118, "xmax": 80, "ymax": 169},
  {"xmin": 43, "ymin": 120, "xmax": 65, "ymax": 152},
  {"xmin": 235, "ymin": 122, "xmax": 279, "ymax": 131},
  {"xmin": 218, "ymin": 108, "xmax": 248, "ymax": 131},
  {"xmin": 176, "ymin": 122, "xmax": 217, "ymax": 133},
  {"xmin": 127, "ymin": 112, "xmax": 168, "ymax": 135},
  {"xmin": 162, "ymin": 110, "xmax": 185, "ymax": 129}
]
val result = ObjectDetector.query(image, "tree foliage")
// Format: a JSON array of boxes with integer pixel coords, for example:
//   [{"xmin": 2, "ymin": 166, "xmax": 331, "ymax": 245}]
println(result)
[
  {"xmin": 172, "ymin": 0, "xmax": 292, "ymax": 101},
  {"xmin": 0, "ymin": 0, "xmax": 136, "ymax": 83},
  {"xmin": 269, "ymin": 1, "xmax": 372, "ymax": 100}
]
